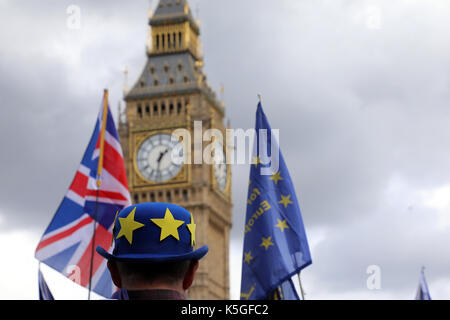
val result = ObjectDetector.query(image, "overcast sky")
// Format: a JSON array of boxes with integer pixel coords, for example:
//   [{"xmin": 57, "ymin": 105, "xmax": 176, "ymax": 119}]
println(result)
[{"xmin": 1, "ymin": 0, "xmax": 450, "ymax": 300}]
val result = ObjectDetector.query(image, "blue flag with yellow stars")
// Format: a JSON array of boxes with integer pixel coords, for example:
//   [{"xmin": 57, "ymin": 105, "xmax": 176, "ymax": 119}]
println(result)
[
  {"xmin": 240, "ymin": 102, "xmax": 312, "ymax": 300},
  {"xmin": 415, "ymin": 267, "xmax": 431, "ymax": 300}
]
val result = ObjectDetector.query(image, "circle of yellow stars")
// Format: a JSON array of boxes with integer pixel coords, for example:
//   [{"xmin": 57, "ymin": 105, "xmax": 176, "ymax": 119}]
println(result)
[
  {"xmin": 242, "ymin": 166, "xmax": 295, "ymax": 270},
  {"xmin": 242, "ymin": 162, "xmax": 299, "ymax": 298}
]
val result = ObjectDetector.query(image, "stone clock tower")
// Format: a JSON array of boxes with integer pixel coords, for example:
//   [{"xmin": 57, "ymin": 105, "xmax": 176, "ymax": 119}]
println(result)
[{"xmin": 118, "ymin": 0, "xmax": 232, "ymax": 300}]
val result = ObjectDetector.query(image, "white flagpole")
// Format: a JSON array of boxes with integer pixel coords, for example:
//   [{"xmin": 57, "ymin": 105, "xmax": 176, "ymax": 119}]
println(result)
[{"xmin": 298, "ymin": 272, "xmax": 306, "ymax": 300}]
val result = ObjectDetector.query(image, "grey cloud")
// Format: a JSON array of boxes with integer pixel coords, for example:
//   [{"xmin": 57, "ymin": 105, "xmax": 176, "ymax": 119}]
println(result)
[
  {"xmin": 1, "ymin": 0, "xmax": 450, "ymax": 299},
  {"xmin": 307, "ymin": 202, "xmax": 450, "ymax": 298}
]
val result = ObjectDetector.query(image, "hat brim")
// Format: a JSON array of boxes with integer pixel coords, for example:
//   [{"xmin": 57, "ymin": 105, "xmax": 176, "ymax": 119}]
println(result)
[{"xmin": 96, "ymin": 245, "xmax": 209, "ymax": 263}]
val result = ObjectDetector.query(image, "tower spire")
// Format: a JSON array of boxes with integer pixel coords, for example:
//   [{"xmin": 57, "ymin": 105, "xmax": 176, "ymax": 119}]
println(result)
[
  {"xmin": 195, "ymin": 2, "xmax": 201, "ymax": 26},
  {"xmin": 122, "ymin": 66, "xmax": 129, "ymax": 96},
  {"xmin": 149, "ymin": 0, "xmax": 200, "ymax": 58},
  {"xmin": 126, "ymin": 0, "xmax": 223, "ymax": 113},
  {"xmin": 148, "ymin": 0, "xmax": 154, "ymax": 18}
]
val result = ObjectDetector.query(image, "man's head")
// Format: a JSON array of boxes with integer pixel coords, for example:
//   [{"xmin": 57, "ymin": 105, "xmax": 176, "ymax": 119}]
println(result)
[
  {"xmin": 96, "ymin": 203, "xmax": 208, "ymax": 295},
  {"xmin": 107, "ymin": 259, "xmax": 199, "ymax": 292}
]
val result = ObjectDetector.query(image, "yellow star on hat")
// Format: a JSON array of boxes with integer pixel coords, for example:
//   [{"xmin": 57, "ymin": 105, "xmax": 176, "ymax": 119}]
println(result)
[
  {"xmin": 116, "ymin": 207, "xmax": 145, "ymax": 245},
  {"xmin": 151, "ymin": 208, "xmax": 185, "ymax": 241},
  {"xmin": 186, "ymin": 213, "xmax": 196, "ymax": 247}
]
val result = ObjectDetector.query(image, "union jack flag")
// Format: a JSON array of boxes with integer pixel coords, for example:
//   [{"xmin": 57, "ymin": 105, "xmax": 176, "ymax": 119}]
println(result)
[{"xmin": 35, "ymin": 91, "xmax": 131, "ymax": 298}]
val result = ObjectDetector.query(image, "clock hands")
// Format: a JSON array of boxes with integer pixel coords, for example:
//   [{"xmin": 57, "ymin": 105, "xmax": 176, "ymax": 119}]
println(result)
[
  {"xmin": 138, "ymin": 134, "xmax": 184, "ymax": 183},
  {"xmin": 157, "ymin": 148, "xmax": 169, "ymax": 163},
  {"xmin": 157, "ymin": 148, "xmax": 170, "ymax": 172}
]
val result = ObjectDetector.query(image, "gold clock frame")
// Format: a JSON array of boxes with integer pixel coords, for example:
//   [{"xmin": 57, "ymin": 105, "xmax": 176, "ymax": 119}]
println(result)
[{"xmin": 132, "ymin": 129, "xmax": 190, "ymax": 188}]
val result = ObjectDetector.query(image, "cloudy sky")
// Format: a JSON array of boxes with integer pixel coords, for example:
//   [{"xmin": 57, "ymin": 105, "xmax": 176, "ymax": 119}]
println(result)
[{"xmin": 1, "ymin": 0, "xmax": 450, "ymax": 300}]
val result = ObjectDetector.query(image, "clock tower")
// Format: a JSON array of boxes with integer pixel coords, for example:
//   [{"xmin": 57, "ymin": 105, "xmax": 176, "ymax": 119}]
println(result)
[{"xmin": 119, "ymin": 0, "xmax": 232, "ymax": 300}]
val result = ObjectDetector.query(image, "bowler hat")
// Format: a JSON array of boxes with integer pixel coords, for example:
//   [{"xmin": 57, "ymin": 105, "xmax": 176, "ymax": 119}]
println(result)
[{"xmin": 96, "ymin": 203, "xmax": 208, "ymax": 263}]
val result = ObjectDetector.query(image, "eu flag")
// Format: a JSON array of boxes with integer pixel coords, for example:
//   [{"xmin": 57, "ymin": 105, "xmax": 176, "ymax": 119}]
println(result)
[
  {"xmin": 240, "ymin": 103, "xmax": 312, "ymax": 300},
  {"xmin": 415, "ymin": 267, "xmax": 431, "ymax": 300}
]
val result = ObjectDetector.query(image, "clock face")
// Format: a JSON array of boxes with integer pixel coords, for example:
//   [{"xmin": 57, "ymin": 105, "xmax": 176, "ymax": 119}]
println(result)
[
  {"xmin": 136, "ymin": 133, "xmax": 184, "ymax": 183},
  {"xmin": 213, "ymin": 143, "xmax": 228, "ymax": 191}
]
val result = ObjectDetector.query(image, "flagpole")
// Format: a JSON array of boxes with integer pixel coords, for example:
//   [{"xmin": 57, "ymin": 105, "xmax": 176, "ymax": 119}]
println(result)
[
  {"xmin": 87, "ymin": 89, "xmax": 109, "ymax": 300},
  {"xmin": 298, "ymin": 272, "xmax": 305, "ymax": 300}
]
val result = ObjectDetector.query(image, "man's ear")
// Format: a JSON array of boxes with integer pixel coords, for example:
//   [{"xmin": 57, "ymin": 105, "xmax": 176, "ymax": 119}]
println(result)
[
  {"xmin": 182, "ymin": 260, "xmax": 199, "ymax": 291},
  {"xmin": 107, "ymin": 260, "xmax": 122, "ymax": 288}
]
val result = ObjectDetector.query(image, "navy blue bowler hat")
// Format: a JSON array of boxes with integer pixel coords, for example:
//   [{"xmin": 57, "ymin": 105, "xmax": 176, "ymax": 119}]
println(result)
[{"xmin": 96, "ymin": 203, "xmax": 208, "ymax": 263}]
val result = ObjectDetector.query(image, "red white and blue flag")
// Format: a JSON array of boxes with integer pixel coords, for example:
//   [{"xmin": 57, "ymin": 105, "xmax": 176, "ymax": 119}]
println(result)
[{"xmin": 35, "ymin": 91, "xmax": 131, "ymax": 298}]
